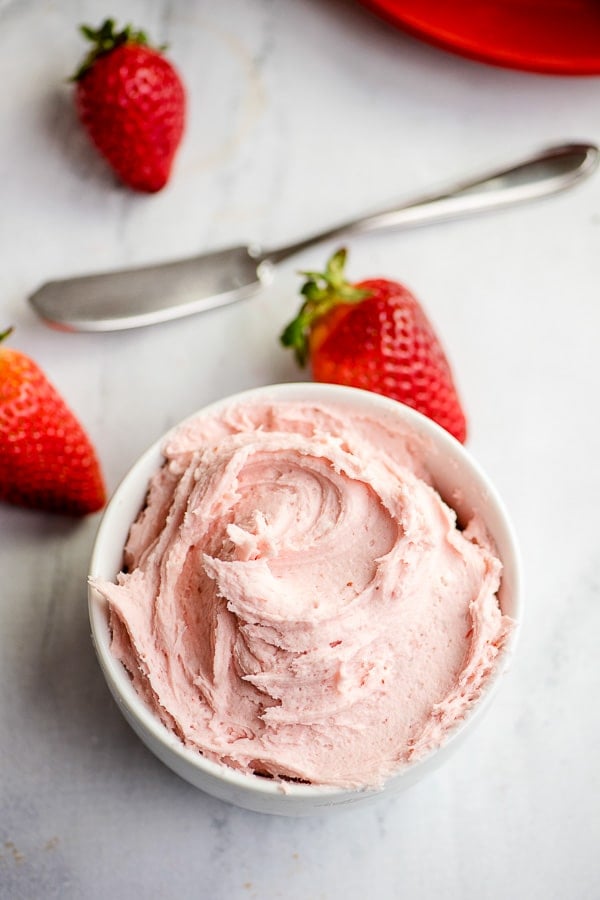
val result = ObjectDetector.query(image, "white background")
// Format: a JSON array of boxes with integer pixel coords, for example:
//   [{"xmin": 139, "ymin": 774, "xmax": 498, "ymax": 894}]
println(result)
[{"xmin": 1, "ymin": 1, "xmax": 599, "ymax": 897}]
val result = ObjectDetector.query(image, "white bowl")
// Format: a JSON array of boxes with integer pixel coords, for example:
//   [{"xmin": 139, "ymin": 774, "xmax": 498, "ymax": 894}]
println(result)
[{"xmin": 88, "ymin": 383, "xmax": 521, "ymax": 816}]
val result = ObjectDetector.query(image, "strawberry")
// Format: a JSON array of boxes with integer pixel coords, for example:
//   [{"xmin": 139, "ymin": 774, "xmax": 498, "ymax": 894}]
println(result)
[
  {"xmin": 280, "ymin": 248, "xmax": 467, "ymax": 443},
  {"xmin": 73, "ymin": 18, "xmax": 185, "ymax": 193},
  {"xmin": 0, "ymin": 329, "xmax": 106, "ymax": 515}
]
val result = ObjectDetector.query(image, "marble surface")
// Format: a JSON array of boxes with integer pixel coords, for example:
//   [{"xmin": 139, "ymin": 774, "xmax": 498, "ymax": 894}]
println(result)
[{"xmin": 1, "ymin": 1, "xmax": 600, "ymax": 897}]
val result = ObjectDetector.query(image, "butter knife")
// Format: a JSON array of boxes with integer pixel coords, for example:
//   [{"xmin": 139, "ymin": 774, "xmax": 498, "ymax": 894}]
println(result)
[{"xmin": 29, "ymin": 142, "xmax": 598, "ymax": 332}]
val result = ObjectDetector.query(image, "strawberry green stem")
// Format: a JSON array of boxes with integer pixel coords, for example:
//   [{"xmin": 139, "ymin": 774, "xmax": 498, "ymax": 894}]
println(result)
[
  {"xmin": 279, "ymin": 247, "xmax": 370, "ymax": 366},
  {"xmin": 0, "ymin": 326, "xmax": 14, "ymax": 345},
  {"xmin": 72, "ymin": 18, "xmax": 155, "ymax": 80}
]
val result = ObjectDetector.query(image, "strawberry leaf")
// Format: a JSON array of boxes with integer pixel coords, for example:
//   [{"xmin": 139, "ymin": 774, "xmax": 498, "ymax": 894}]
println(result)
[
  {"xmin": 72, "ymin": 18, "xmax": 155, "ymax": 81},
  {"xmin": 280, "ymin": 247, "xmax": 371, "ymax": 367}
]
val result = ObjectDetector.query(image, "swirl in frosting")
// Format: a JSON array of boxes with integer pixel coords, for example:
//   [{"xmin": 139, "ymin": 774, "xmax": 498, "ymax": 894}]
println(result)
[{"xmin": 94, "ymin": 399, "xmax": 513, "ymax": 788}]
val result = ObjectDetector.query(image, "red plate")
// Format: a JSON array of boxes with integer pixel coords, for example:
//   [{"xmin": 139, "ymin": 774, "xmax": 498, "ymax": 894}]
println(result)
[{"xmin": 358, "ymin": 0, "xmax": 600, "ymax": 75}]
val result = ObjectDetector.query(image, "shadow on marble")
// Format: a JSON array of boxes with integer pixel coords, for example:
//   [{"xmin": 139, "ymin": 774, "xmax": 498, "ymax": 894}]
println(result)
[{"xmin": 39, "ymin": 84, "xmax": 119, "ymax": 191}]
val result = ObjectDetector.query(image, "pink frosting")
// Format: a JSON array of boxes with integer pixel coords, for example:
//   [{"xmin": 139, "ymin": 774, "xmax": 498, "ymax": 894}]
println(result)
[{"xmin": 93, "ymin": 400, "xmax": 514, "ymax": 789}]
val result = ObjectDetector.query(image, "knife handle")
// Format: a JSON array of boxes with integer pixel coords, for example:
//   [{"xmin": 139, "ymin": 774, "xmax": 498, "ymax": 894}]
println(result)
[{"xmin": 262, "ymin": 143, "xmax": 599, "ymax": 264}]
